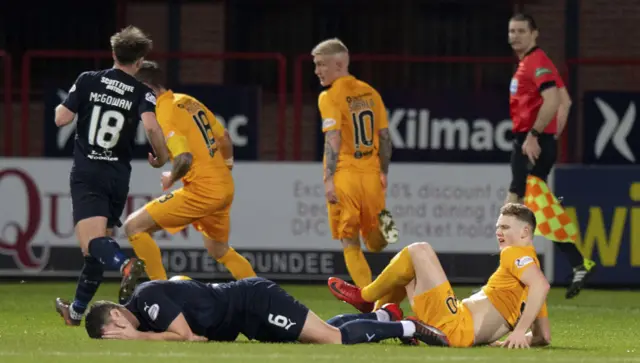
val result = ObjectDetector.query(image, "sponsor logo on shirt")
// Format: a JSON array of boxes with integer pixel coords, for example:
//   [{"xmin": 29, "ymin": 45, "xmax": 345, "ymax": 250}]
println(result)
[
  {"xmin": 515, "ymin": 256, "xmax": 534, "ymax": 268},
  {"xmin": 322, "ymin": 118, "xmax": 337, "ymax": 129},
  {"xmin": 144, "ymin": 302, "xmax": 160, "ymax": 321},
  {"xmin": 534, "ymin": 67, "xmax": 552, "ymax": 78},
  {"xmin": 510, "ymin": 78, "xmax": 518, "ymax": 95},
  {"xmin": 145, "ymin": 92, "xmax": 157, "ymax": 105}
]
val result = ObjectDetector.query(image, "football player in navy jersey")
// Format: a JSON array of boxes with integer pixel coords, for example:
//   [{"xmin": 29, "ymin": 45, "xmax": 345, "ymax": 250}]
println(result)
[{"xmin": 54, "ymin": 26, "xmax": 169, "ymax": 326}]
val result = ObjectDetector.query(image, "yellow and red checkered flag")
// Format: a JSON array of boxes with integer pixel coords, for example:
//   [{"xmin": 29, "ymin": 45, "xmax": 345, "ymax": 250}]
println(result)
[{"xmin": 524, "ymin": 175, "xmax": 578, "ymax": 243}]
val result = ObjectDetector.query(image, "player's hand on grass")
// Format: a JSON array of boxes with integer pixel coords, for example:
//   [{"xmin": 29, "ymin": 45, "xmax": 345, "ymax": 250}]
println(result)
[
  {"xmin": 502, "ymin": 330, "xmax": 530, "ymax": 349},
  {"xmin": 188, "ymin": 334, "xmax": 209, "ymax": 342},
  {"xmin": 148, "ymin": 152, "xmax": 165, "ymax": 168},
  {"xmin": 324, "ymin": 179, "xmax": 338, "ymax": 204},
  {"xmin": 102, "ymin": 322, "xmax": 140, "ymax": 340},
  {"xmin": 161, "ymin": 171, "xmax": 174, "ymax": 191}
]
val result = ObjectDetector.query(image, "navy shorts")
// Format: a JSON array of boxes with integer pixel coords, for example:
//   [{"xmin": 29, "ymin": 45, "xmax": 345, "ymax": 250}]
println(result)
[
  {"xmin": 237, "ymin": 277, "xmax": 310, "ymax": 343},
  {"xmin": 70, "ymin": 170, "xmax": 129, "ymax": 228}
]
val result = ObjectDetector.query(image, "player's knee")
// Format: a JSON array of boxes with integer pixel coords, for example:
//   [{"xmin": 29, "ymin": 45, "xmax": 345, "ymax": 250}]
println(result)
[
  {"xmin": 122, "ymin": 209, "xmax": 150, "ymax": 237},
  {"xmin": 340, "ymin": 236, "xmax": 360, "ymax": 249},
  {"xmin": 408, "ymin": 242, "xmax": 437, "ymax": 260},
  {"xmin": 122, "ymin": 215, "xmax": 138, "ymax": 237}
]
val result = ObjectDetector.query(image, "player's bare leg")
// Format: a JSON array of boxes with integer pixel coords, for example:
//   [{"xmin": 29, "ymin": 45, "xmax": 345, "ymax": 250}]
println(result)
[
  {"xmin": 298, "ymin": 310, "xmax": 343, "ymax": 344},
  {"xmin": 202, "ymin": 236, "xmax": 256, "ymax": 280},
  {"xmin": 56, "ymin": 216, "xmax": 142, "ymax": 325},
  {"xmin": 341, "ymin": 236, "xmax": 373, "ymax": 288},
  {"xmin": 122, "ymin": 208, "xmax": 166, "ymax": 282}
]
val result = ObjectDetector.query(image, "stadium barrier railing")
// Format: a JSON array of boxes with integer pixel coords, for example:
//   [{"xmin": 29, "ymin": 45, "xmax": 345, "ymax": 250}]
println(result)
[
  {"xmin": 20, "ymin": 50, "xmax": 288, "ymax": 159},
  {"xmin": 0, "ymin": 50, "xmax": 13, "ymax": 156}
]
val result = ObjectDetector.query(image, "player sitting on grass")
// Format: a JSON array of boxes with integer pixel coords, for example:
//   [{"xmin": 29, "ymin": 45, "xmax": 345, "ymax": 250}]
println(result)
[
  {"xmin": 328, "ymin": 203, "xmax": 552, "ymax": 349},
  {"xmin": 83, "ymin": 277, "xmax": 448, "ymax": 346}
]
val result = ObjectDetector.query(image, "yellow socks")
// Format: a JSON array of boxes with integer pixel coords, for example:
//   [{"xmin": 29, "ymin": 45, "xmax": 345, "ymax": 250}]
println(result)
[
  {"xmin": 343, "ymin": 245, "xmax": 373, "ymax": 287},
  {"xmin": 216, "ymin": 247, "xmax": 256, "ymax": 280},
  {"xmin": 362, "ymin": 247, "xmax": 414, "ymax": 302},
  {"xmin": 129, "ymin": 232, "xmax": 167, "ymax": 280}
]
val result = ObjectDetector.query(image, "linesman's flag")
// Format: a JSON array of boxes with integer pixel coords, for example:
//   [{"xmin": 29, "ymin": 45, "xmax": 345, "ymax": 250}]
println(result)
[{"xmin": 524, "ymin": 175, "xmax": 578, "ymax": 243}]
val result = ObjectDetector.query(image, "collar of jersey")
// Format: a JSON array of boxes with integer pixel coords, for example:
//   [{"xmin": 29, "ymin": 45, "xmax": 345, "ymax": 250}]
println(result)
[
  {"xmin": 522, "ymin": 46, "xmax": 540, "ymax": 59},
  {"xmin": 157, "ymin": 89, "xmax": 174, "ymax": 105},
  {"xmin": 329, "ymin": 75, "xmax": 355, "ymax": 88}
]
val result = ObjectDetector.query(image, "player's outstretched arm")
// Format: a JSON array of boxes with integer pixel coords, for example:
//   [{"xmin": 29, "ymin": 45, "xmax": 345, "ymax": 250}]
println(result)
[
  {"xmin": 503, "ymin": 264, "xmax": 550, "ymax": 349},
  {"xmin": 141, "ymin": 111, "xmax": 170, "ymax": 167}
]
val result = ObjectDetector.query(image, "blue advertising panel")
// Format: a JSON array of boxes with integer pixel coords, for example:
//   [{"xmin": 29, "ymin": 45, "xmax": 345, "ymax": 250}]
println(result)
[
  {"xmin": 554, "ymin": 166, "xmax": 640, "ymax": 285},
  {"xmin": 44, "ymin": 84, "xmax": 260, "ymax": 160},
  {"xmin": 582, "ymin": 91, "xmax": 640, "ymax": 165},
  {"xmin": 316, "ymin": 91, "xmax": 513, "ymax": 163}
]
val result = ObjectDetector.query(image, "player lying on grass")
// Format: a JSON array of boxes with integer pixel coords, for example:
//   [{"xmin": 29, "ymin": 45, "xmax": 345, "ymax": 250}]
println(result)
[
  {"xmin": 328, "ymin": 203, "xmax": 552, "ymax": 349},
  {"xmin": 83, "ymin": 276, "xmax": 448, "ymax": 345}
]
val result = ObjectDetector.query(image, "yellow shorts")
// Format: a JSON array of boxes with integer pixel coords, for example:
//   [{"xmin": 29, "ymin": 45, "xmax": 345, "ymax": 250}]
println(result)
[
  {"xmin": 411, "ymin": 282, "xmax": 475, "ymax": 347},
  {"xmin": 328, "ymin": 171, "xmax": 384, "ymax": 241},
  {"xmin": 145, "ymin": 183, "xmax": 234, "ymax": 242}
]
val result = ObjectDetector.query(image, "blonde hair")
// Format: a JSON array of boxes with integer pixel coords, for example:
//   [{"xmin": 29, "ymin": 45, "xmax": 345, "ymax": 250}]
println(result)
[{"xmin": 311, "ymin": 38, "xmax": 349, "ymax": 56}]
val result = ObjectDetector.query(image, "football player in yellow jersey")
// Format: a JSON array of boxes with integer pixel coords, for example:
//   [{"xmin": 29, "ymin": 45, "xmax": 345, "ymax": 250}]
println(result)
[
  {"xmin": 328, "ymin": 203, "xmax": 552, "ymax": 349},
  {"xmin": 312, "ymin": 39, "xmax": 400, "ymax": 306},
  {"xmin": 117, "ymin": 61, "xmax": 256, "ymax": 303}
]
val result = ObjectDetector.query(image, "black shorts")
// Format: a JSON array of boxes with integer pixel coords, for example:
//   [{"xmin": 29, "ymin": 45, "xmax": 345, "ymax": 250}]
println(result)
[
  {"xmin": 509, "ymin": 132, "xmax": 557, "ymax": 198},
  {"xmin": 70, "ymin": 169, "xmax": 129, "ymax": 228},
  {"xmin": 237, "ymin": 277, "xmax": 310, "ymax": 343}
]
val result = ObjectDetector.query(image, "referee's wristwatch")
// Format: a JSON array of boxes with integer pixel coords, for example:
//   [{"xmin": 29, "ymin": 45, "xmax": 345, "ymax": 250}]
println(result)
[{"xmin": 529, "ymin": 129, "xmax": 541, "ymax": 138}]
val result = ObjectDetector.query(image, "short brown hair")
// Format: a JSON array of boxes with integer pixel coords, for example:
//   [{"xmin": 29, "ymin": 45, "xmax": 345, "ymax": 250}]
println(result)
[
  {"xmin": 110, "ymin": 26, "xmax": 153, "ymax": 65},
  {"xmin": 135, "ymin": 61, "xmax": 164, "ymax": 89},
  {"xmin": 500, "ymin": 203, "xmax": 537, "ymax": 232},
  {"xmin": 85, "ymin": 300, "xmax": 120, "ymax": 339}
]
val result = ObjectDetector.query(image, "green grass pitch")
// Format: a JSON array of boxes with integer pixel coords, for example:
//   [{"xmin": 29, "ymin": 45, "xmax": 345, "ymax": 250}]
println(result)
[{"xmin": 0, "ymin": 282, "xmax": 638, "ymax": 363}]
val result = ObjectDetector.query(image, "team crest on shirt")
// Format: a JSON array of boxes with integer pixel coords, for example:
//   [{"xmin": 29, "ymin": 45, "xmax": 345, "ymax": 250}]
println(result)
[
  {"xmin": 515, "ymin": 256, "xmax": 534, "ymax": 268},
  {"xmin": 322, "ymin": 118, "xmax": 337, "ymax": 129},
  {"xmin": 145, "ymin": 92, "xmax": 157, "ymax": 105},
  {"xmin": 510, "ymin": 78, "xmax": 518, "ymax": 95}
]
